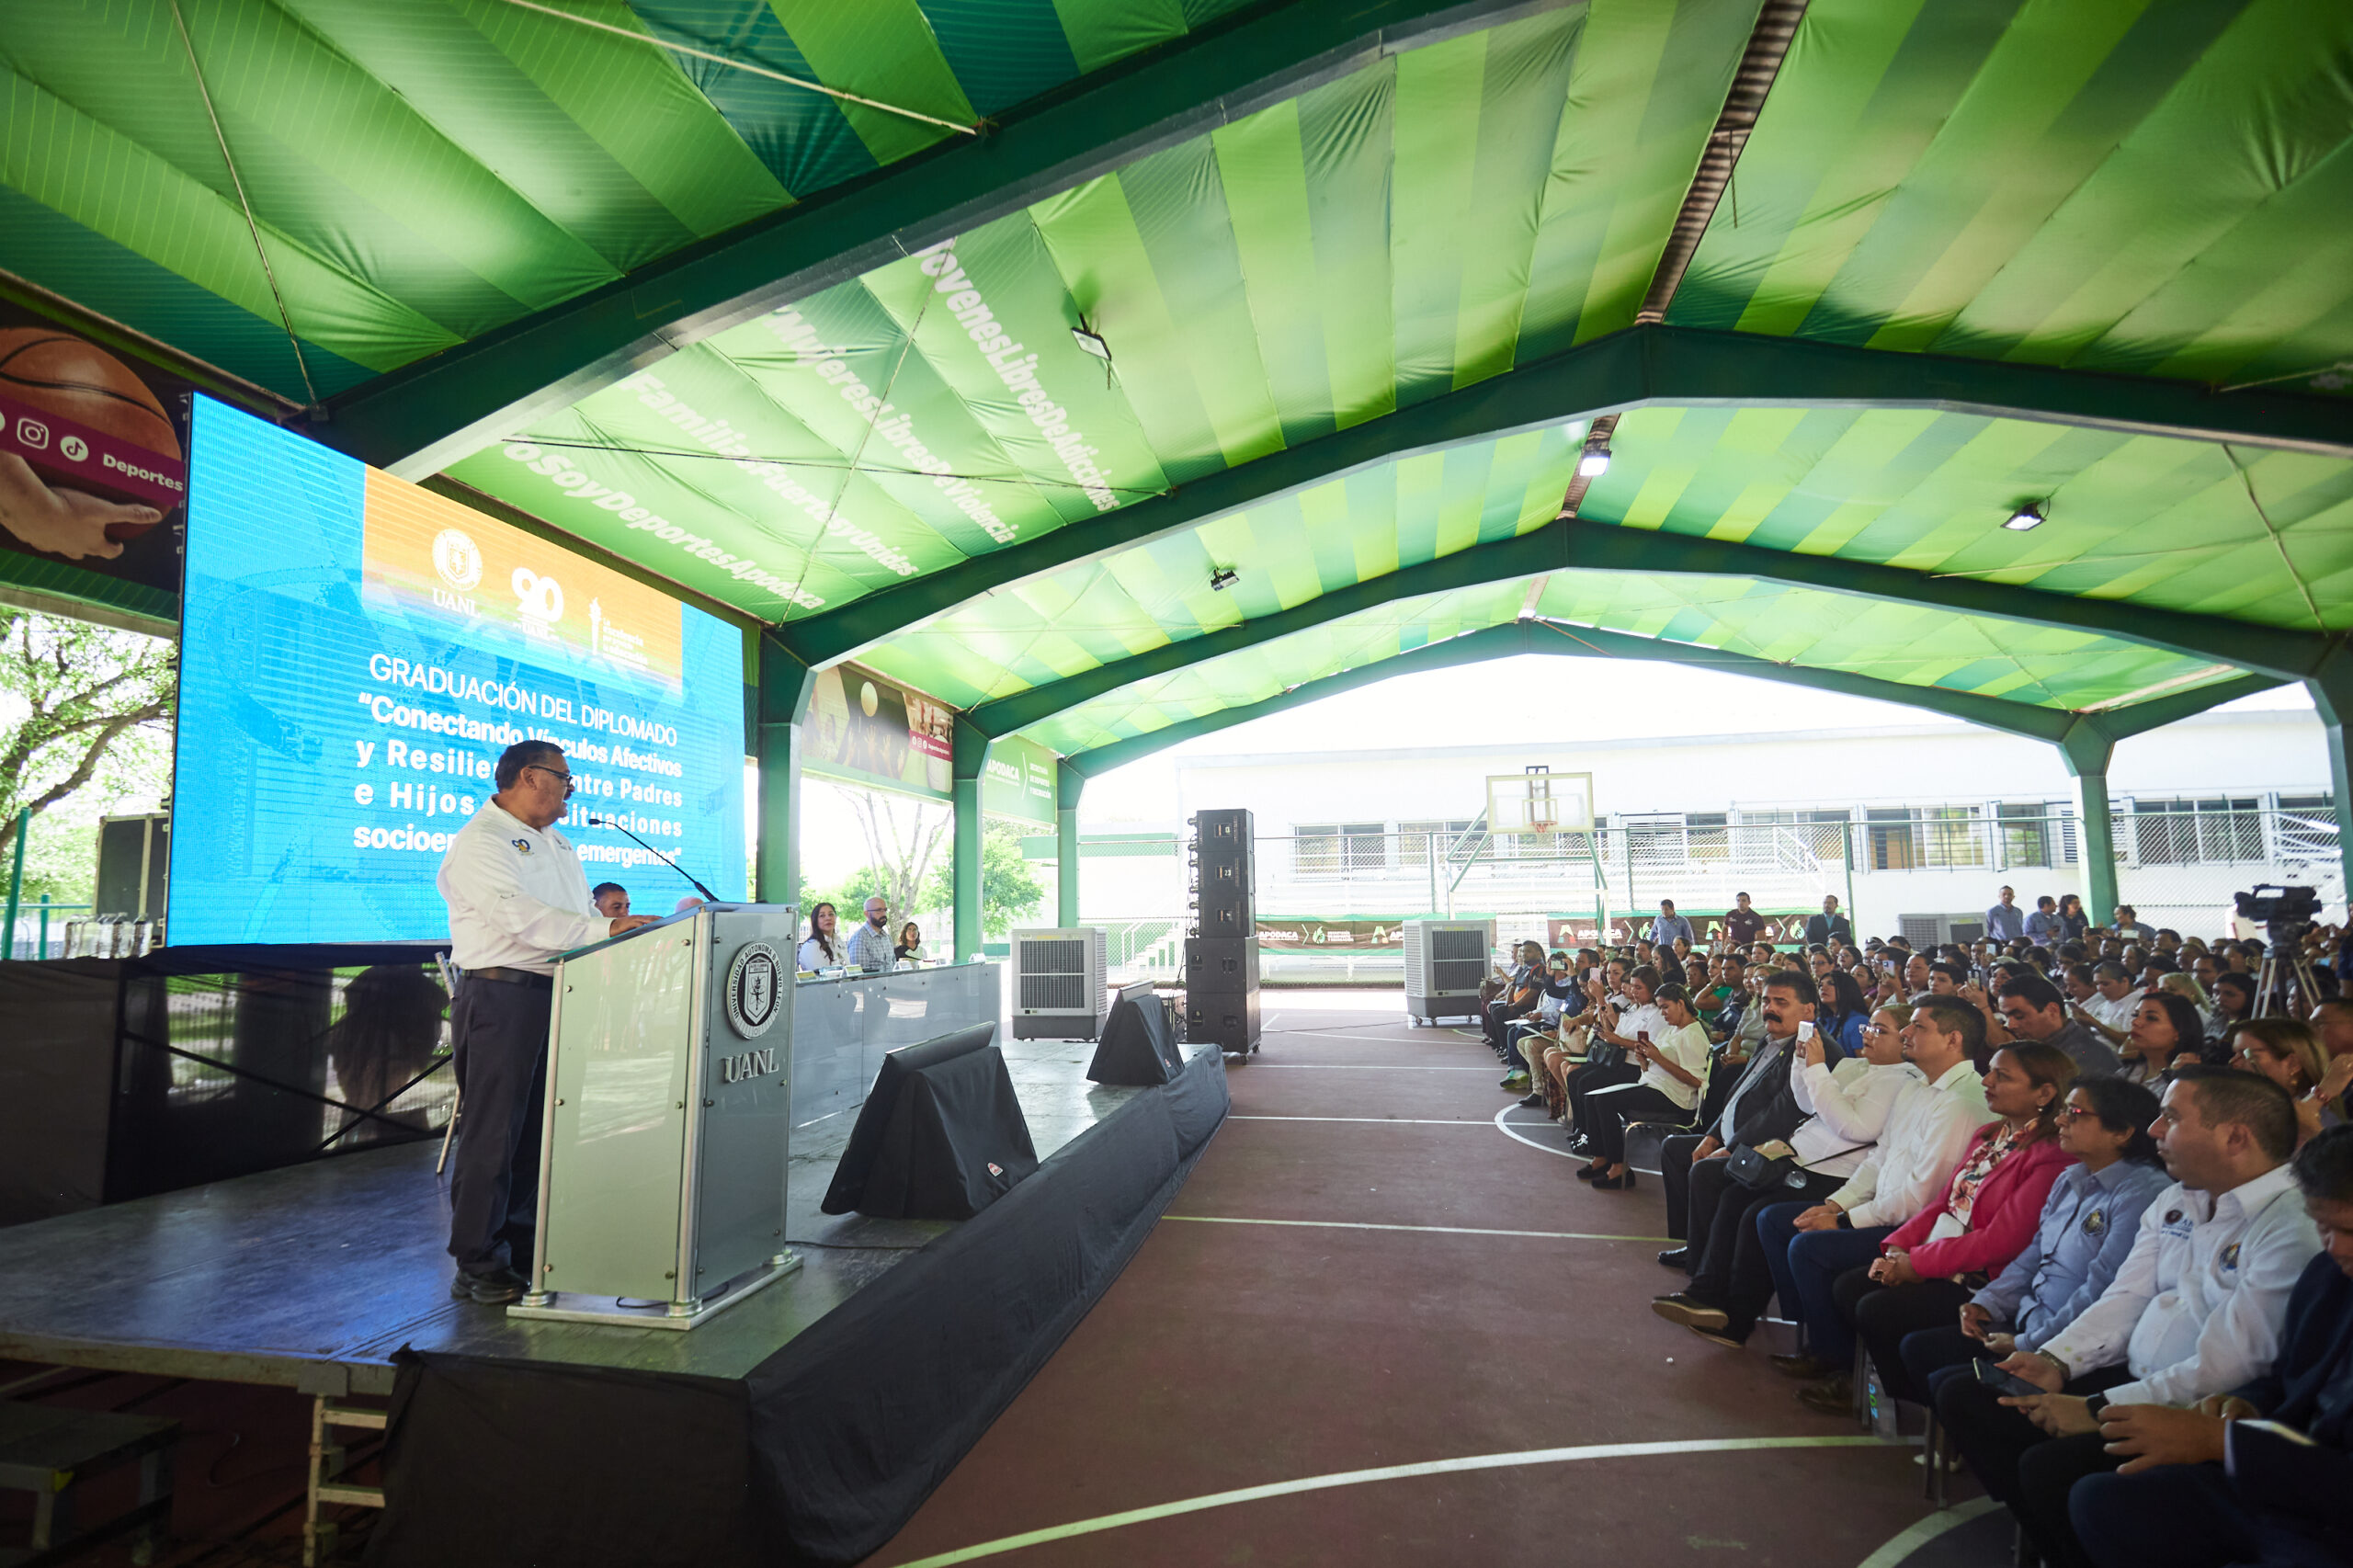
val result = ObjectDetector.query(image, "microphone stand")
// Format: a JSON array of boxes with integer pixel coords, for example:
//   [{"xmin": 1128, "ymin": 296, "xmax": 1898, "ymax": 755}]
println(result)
[{"xmin": 587, "ymin": 817, "xmax": 721, "ymax": 903}]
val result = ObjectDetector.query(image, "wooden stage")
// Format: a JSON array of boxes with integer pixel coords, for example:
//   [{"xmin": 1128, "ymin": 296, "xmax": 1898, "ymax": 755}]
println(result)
[{"xmin": 0, "ymin": 1038, "xmax": 1212, "ymax": 1400}]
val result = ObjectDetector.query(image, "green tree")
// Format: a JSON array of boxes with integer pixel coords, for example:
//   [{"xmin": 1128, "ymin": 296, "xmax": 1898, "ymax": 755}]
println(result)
[
  {"xmin": 919, "ymin": 820, "xmax": 1045, "ymax": 938},
  {"xmin": 0, "ymin": 609, "xmax": 175, "ymax": 875}
]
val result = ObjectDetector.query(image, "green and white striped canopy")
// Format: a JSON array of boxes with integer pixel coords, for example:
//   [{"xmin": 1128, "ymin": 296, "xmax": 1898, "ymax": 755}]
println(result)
[{"xmin": 5, "ymin": 0, "xmax": 2349, "ymax": 768}]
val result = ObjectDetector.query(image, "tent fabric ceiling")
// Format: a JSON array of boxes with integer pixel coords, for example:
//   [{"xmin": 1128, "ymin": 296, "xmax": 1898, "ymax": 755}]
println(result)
[
  {"xmin": 1017, "ymin": 569, "xmax": 2254, "ymax": 758},
  {"xmin": 5, "ymin": 0, "xmax": 2351, "ymax": 759}
]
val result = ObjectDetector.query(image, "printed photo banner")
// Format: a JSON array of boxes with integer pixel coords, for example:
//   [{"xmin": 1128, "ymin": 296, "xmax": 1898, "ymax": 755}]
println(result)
[
  {"xmin": 1256, "ymin": 918, "xmax": 1406, "ymax": 950},
  {"xmin": 804, "ymin": 662, "xmax": 954, "ymax": 800},
  {"xmin": 0, "ymin": 299, "xmax": 195, "ymax": 601},
  {"xmin": 981, "ymin": 733, "xmax": 1056, "ymax": 826}
]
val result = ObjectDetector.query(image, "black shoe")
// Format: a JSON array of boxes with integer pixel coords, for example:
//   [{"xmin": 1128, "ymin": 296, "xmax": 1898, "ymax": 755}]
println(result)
[
  {"xmin": 1518, "ymin": 1092, "xmax": 1546, "ymax": 1108},
  {"xmin": 1650, "ymin": 1292, "xmax": 1729, "ymax": 1331},
  {"xmin": 451, "ymin": 1266, "xmax": 527, "ymax": 1305},
  {"xmin": 1592, "ymin": 1170, "xmax": 1636, "ymax": 1190},
  {"xmin": 1575, "ymin": 1162, "xmax": 1605, "ymax": 1180},
  {"xmin": 1656, "ymin": 1246, "xmax": 1691, "ymax": 1269}
]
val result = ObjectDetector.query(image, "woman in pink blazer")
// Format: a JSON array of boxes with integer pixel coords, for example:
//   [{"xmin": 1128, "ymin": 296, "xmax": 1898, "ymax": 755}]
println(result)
[{"xmin": 1839, "ymin": 1041, "xmax": 2080, "ymax": 1407}]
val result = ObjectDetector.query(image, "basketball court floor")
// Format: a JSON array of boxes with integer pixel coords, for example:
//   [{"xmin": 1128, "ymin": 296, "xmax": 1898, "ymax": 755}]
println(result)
[{"xmin": 869, "ymin": 992, "xmax": 2010, "ymax": 1567}]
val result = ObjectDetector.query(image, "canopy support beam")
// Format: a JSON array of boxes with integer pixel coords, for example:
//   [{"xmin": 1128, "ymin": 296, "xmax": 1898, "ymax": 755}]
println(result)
[
  {"xmin": 1059, "ymin": 621, "xmax": 2281, "ymax": 781},
  {"xmin": 321, "ymin": 0, "xmax": 1556, "ymax": 477},
  {"xmin": 972, "ymin": 517, "xmax": 2327, "ymax": 743},
  {"xmin": 756, "ymin": 635, "xmax": 818, "ymax": 911},
  {"xmin": 1055, "ymin": 761, "xmax": 1086, "ymax": 926},
  {"xmin": 2056, "ymin": 727, "xmax": 2119, "ymax": 928},
  {"xmin": 2305, "ymin": 651, "xmax": 2353, "ymax": 913},
  {"xmin": 776, "ymin": 325, "xmax": 2353, "ymax": 671},
  {"xmin": 952, "ymin": 716, "xmax": 989, "ymax": 963}
]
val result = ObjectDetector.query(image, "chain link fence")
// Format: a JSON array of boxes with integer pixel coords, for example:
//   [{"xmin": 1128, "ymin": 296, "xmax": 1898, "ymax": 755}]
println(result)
[{"xmin": 1079, "ymin": 809, "xmax": 2346, "ymax": 984}]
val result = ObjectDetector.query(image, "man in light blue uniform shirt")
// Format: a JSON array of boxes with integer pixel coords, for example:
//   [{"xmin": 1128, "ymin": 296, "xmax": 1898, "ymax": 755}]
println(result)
[
  {"xmin": 1987, "ymin": 885, "xmax": 2027, "ymax": 942},
  {"xmin": 1648, "ymin": 899, "xmax": 1694, "ymax": 948}
]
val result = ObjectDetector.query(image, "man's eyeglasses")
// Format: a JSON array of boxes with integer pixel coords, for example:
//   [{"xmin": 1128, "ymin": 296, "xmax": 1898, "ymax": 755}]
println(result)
[{"xmin": 526, "ymin": 764, "xmax": 575, "ymax": 796}]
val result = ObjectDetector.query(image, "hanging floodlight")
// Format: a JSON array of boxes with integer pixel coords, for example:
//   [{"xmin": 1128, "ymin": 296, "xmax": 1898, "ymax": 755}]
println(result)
[
  {"xmin": 2003, "ymin": 503, "xmax": 2046, "ymax": 531},
  {"xmin": 1071, "ymin": 325, "xmax": 1111, "ymax": 361},
  {"xmin": 1209, "ymin": 566, "xmax": 1240, "ymax": 591},
  {"xmin": 1576, "ymin": 444, "xmax": 1612, "ymax": 479}
]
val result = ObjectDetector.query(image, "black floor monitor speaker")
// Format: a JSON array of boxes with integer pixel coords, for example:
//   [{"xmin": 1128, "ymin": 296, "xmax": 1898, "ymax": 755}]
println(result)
[
  {"xmin": 1086, "ymin": 991, "xmax": 1185, "ymax": 1085},
  {"xmin": 1193, "ymin": 808, "xmax": 1253, "ymax": 850},
  {"xmin": 821, "ymin": 1024, "xmax": 1040, "ymax": 1220},
  {"xmin": 1184, "ymin": 937, "xmax": 1258, "ymax": 994}
]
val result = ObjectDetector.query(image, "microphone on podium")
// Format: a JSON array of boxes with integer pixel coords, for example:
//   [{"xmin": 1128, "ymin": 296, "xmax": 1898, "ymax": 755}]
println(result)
[{"xmin": 587, "ymin": 817, "xmax": 721, "ymax": 903}]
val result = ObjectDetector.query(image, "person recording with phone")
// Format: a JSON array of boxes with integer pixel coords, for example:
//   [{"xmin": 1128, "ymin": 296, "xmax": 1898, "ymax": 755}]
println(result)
[{"xmin": 437, "ymin": 740, "xmax": 659, "ymax": 1306}]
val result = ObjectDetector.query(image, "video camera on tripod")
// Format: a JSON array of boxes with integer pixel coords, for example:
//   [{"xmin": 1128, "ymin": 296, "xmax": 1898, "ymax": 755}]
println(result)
[
  {"xmin": 2234, "ymin": 884, "xmax": 2323, "ymax": 942},
  {"xmin": 2234, "ymin": 885, "xmax": 2325, "ymax": 1014}
]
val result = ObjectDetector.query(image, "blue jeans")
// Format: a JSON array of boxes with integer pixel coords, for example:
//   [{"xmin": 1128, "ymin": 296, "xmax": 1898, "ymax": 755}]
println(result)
[{"xmin": 1754, "ymin": 1202, "xmax": 1893, "ymax": 1363}]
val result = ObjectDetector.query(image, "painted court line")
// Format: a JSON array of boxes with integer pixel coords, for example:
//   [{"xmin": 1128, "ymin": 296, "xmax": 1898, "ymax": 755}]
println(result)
[
  {"xmin": 1164, "ymin": 1216, "xmax": 1670, "ymax": 1243},
  {"xmin": 1493, "ymin": 1106, "xmax": 1584, "ymax": 1158},
  {"xmin": 1856, "ymin": 1497, "xmax": 2002, "ymax": 1568},
  {"xmin": 892, "ymin": 1436, "xmax": 1893, "ymax": 1566},
  {"xmin": 1223, "ymin": 1106, "xmax": 1477, "ymax": 1116},
  {"xmin": 1248, "ymin": 1063, "xmax": 1499, "ymax": 1072}
]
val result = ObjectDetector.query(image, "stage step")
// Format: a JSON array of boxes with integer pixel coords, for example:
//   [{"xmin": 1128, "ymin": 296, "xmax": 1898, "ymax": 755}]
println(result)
[{"xmin": 0, "ymin": 1399, "xmax": 178, "ymax": 1565}]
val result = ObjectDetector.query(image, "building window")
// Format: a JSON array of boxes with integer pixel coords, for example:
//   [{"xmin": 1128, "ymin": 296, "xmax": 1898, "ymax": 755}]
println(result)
[
  {"xmin": 2131, "ymin": 799, "xmax": 2262, "ymax": 865},
  {"xmin": 1344, "ymin": 823, "xmax": 1385, "ymax": 873},
  {"xmin": 1998, "ymin": 802, "xmax": 2055, "ymax": 869},
  {"xmin": 1688, "ymin": 812, "xmax": 1729, "ymax": 861},
  {"xmin": 1294, "ymin": 824, "xmax": 1339, "ymax": 878},
  {"xmin": 1398, "ymin": 820, "xmax": 1476, "ymax": 868},
  {"xmin": 2276, "ymin": 797, "xmax": 2338, "ymax": 862}
]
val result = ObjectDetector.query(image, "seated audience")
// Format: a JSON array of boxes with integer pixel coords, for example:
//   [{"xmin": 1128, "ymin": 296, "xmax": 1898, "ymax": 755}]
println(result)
[
  {"xmin": 2228, "ymin": 1018, "xmax": 2334, "ymax": 1145},
  {"xmin": 2067, "ymin": 1125, "xmax": 2353, "ymax": 1568},
  {"xmin": 1815, "ymin": 969, "xmax": 1870, "ymax": 1057},
  {"xmin": 1805, "ymin": 1044, "xmax": 2080, "ymax": 1413},
  {"xmin": 1577, "ymin": 983, "xmax": 1711, "ymax": 1188},
  {"xmin": 1896, "ymin": 1077, "xmax": 2167, "ymax": 1405},
  {"xmin": 1653, "ymin": 971, "xmax": 1845, "ymax": 1271},
  {"xmin": 1698, "ymin": 1003, "xmax": 1919, "ymax": 1352},
  {"xmin": 1938, "ymin": 1069, "xmax": 2317, "ymax": 1568},
  {"xmin": 1996, "ymin": 971, "xmax": 2121, "ymax": 1080},
  {"xmin": 1655, "ymin": 996, "xmax": 1980, "ymax": 1358},
  {"xmin": 1563, "ymin": 965, "xmax": 1667, "ymax": 1148},
  {"xmin": 2122, "ymin": 989, "xmax": 2216, "ymax": 1082}
]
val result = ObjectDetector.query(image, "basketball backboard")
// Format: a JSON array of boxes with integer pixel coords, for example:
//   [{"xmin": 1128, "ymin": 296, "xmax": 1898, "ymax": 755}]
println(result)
[{"xmin": 1485, "ymin": 768, "xmax": 1593, "ymax": 835}]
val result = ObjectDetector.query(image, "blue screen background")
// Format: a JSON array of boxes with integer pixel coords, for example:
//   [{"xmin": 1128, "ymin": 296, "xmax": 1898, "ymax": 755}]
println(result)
[{"xmin": 171, "ymin": 396, "xmax": 745, "ymax": 945}]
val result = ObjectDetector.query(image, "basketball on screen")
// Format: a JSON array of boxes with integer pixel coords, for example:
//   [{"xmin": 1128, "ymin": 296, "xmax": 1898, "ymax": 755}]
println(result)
[{"xmin": 0, "ymin": 326, "xmax": 181, "ymax": 538}]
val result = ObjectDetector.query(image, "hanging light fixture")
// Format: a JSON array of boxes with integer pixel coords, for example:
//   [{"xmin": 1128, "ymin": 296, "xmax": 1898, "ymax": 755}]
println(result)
[
  {"xmin": 2003, "ymin": 503, "xmax": 2046, "ymax": 531},
  {"xmin": 1576, "ymin": 442, "xmax": 1612, "ymax": 479}
]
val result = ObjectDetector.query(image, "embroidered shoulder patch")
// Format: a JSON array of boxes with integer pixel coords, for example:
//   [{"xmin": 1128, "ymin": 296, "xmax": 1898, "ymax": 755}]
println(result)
[{"xmin": 510, "ymin": 838, "xmax": 532, "ymax": 855}]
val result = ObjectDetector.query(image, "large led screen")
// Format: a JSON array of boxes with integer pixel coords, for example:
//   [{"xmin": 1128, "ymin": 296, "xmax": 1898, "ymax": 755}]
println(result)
[{"xmin": 172, "ymin": 396, "xmax": 745, "ymax": 945}]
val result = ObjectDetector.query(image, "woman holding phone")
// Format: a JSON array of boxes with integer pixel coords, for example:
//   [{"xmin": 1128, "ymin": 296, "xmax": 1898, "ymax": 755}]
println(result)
[{"xmin": 1578, "ymin": 982, "xmax": 1711, "ymax": 1188}]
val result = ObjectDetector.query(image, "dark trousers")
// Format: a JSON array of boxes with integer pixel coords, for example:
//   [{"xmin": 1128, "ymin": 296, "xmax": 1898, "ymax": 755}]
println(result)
[
  {"xmin": 2071, "ymin": 1464, "xmax": 2345, "ymax": 1568},
  {"xmin": 1761, "ymin": 1216, "xmax": 1894, "ymax": 1359},
  {"xmin": 1938, "ymin": 1365, "xmax": 2134, "ymax": 1568},
  {"xmin": 1661, "ymin": 1132, "xmax": 1706, "ymax": 1241},
  {"xmin": 446, "ymin": 979, "xmax": 553, "ymax": 1276},
  {"xmin": 1901, "ymin": 1323, "xmax": 1992, "ymax": 1406},
  {"xmin": 1586, "ymin": 1083, "xmax": 1688, "ymax": 1165},
  {"xmin": 1567, "ymin": 1062, "xmax": 1641, "ymax": 1141},
  {"xmin": 1837, "ymin": 1276, "xmax": 1973, "ymax": 1404},
  {"xmin": 1689, "ymin": 1162, "xmax": 1844, "ymax": 1307},
  {"xmin": 1483, "ymin": 999, "xmax": 1529, "ymax": 1051}
]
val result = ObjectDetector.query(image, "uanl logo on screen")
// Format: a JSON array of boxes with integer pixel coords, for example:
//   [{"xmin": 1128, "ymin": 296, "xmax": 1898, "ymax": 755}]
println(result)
[{"xmin": 363, "ymin": 471, "xmax": 683, "ymax": 692}]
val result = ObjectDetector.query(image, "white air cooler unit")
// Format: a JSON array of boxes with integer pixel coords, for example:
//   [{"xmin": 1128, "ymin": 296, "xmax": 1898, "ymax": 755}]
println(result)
[
  {"xmin": 1011, "ymin": 926, "xmax": 1109, "ymax": 1040},
  {"xmin": 1404, "ymin": 917, "xmax": 1495, "ymax": 1025}
]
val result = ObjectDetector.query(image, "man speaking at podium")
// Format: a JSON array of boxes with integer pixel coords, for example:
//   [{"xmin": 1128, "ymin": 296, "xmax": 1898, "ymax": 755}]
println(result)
[{"xmin": 437, "ymin": 740, "xmax": 657, "ymax": 1304}]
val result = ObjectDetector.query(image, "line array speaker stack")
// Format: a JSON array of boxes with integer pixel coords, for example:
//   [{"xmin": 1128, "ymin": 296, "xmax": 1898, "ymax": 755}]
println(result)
[{"xmin": 1184, "ymin": 808, "xmax": 1261, "ymax": 1059}]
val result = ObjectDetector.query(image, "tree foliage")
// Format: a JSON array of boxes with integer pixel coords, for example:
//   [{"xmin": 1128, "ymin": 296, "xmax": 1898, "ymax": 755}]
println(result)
[{"xmin": 0, "ymin": 609, "xmax": 176, "ymax": 867}]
